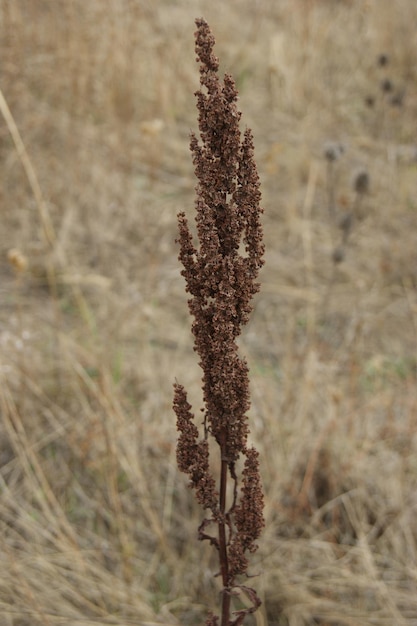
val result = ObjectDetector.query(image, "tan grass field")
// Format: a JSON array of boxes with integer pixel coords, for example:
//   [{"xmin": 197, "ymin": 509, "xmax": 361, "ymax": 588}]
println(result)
[{"xmin": 1, "ymin": 1, "xmax": 417, "ymax": 624}]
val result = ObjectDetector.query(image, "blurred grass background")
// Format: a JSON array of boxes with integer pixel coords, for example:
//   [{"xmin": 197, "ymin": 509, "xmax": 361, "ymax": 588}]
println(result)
[{"xmin": 1, "ymin": 1, "xmax": 417, "ymax": 624}]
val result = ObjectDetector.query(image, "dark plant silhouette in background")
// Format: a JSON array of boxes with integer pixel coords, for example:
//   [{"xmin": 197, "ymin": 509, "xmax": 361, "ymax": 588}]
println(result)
[{"xmin": 173, "ymin": 18, "xmax": 265, "ymax": 626}]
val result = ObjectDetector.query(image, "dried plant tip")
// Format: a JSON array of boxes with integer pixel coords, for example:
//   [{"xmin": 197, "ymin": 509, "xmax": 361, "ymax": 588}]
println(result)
[
  {"xmin": 229, "ymin": 448, "xmax": 265, "ymax": 578},
  {"xmin": 380, "ymin": 78, "xmax": 393, "ymax": 93},
  {"xmin": 195, "ymin": 17, "xmax": 219, "ymax": 74},
  {"xmin": 332, "ymin": 246, "xmax": 345, "ymax": 264},
  {"xmin": 323, "ymin": 141, "xmax": 345, "ymax": 162},
  {"xmin": 377, "ymin": 53, "xmax": 389, "ymax": 67},
  {"xmin": 173, "ymin": 383, "xmax": 218, "ymax": 510},
  {"xmin": 352, "ymin": 168, "xmax": 370, "ymax": 194},
  {"xmin": 338, "ymin": 211, "xmax": 353, "ymax": 240},
  {"xmin": 365, "ymin": 95, "xmax": 375, "ymax": 108}
]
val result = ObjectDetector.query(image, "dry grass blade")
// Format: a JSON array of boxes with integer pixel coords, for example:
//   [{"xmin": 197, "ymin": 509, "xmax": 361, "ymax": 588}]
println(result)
[{"xmin": 0, "ymin": 87, "xmax": 56, "ymax": 249}]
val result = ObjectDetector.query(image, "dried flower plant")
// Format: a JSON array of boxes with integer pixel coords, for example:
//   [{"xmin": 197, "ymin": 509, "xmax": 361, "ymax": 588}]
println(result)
[
  {"xmin": 323, "ymin": 140, "xmax": 345, "ymax": 223},
  {"xmin": 364, "ymin": 52, "xmax": 406, "ymax": 138},
  {"xmin": 173, "ymin": 18, "xmax": 265, "ymax": 626}
]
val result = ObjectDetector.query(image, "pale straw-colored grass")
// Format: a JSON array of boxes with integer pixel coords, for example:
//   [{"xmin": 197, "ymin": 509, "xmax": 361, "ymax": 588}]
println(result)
[{"xmin": 1, "ymin": 1, "xmax": 417, "ymax": 624}]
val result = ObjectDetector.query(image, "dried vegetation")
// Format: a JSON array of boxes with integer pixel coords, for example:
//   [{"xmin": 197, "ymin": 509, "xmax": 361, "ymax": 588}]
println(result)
[{"xmin": 1, "ymin": 1, "xmax": 417, "ymax": 624}]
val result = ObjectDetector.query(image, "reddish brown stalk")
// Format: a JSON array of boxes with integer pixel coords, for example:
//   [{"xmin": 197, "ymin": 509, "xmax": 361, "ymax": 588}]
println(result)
[
  {"xmin": 219, "ymin": 455, "xmax": 231, "ymax": 626},
  {"xmin": 173, "ymin": 18, "xmax": 265, "ymax": 625}
]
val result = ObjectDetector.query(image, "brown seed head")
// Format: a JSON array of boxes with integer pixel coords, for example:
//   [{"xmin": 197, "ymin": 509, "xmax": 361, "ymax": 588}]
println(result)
[{"xmin": 352, "ymin": 168, "xmax": 370, "ymax": 194}]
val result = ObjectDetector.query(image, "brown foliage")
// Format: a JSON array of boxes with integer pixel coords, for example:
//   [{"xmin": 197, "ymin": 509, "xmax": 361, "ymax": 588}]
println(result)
[{"xmin": 173, "ymin": 18, "xmax": 265, "ymax": 626}]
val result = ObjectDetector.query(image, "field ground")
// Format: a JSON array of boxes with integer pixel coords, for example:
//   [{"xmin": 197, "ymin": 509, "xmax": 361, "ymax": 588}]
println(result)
[{"xmin": 1, "ymin": 1, "xmax": 417, "ymax": 624}]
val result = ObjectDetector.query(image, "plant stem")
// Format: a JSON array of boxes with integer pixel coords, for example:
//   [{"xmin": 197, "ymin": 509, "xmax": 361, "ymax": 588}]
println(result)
[{"xmin": 219, "ymin": 435, "xmax": 230, "ymax": 626}]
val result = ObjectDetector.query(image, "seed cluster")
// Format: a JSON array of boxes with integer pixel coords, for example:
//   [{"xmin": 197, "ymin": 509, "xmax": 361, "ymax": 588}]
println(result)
[{"xmin": 173, "ymin": 18, "xmax": 265, "ymax": 625}]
